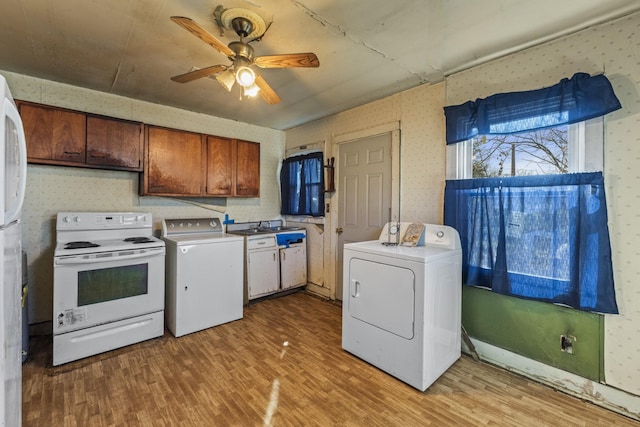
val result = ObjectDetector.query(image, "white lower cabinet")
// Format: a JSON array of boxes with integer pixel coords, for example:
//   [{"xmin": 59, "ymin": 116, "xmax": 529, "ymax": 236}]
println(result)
[
  {"xmin": 280, "ymin": 244, "xmax": 307, "ymax": 290},
  {"xmin": 244, "ymin": 230, "xmax": 307, "ymax": 300},
  {"xmin": 247, "ymin": 237, "xmax": 280, "ymax": 299}
]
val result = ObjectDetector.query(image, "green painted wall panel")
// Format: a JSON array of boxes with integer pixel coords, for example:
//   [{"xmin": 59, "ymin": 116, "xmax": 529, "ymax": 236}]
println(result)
[{"xmin": 462, "ymin": 286, "xmax": 604, "ymax": 382}]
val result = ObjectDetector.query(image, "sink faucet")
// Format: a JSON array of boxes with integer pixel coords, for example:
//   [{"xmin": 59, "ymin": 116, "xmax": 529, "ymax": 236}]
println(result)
[{"xmin": 259, "ymin": 220, "xmax": 271, "ymax": 229}]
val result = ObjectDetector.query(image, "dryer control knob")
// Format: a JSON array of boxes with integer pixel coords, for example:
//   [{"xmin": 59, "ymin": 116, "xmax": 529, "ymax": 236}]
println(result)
[{"xmin": 436, "ymin": 230, "xmax": 445, "ymax": 238}]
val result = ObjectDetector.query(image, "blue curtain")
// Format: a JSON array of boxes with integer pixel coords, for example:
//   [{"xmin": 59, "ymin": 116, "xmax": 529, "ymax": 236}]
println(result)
[
  {"xmin": 444, "ymin": 172, "xmax": 618, "ymax": 314},
  {"xmin": 280, "ymin": 152, "xmax": 325, "ymax": 217},
  {"xmin": 444, "ymin": 72, "xmax": 621, "ymax": 144}
]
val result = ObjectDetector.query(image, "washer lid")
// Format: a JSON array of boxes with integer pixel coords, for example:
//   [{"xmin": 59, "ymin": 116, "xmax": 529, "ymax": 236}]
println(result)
[{"xmin": 162, "ymin": 233, "xmax": 243, "ymax": 245}]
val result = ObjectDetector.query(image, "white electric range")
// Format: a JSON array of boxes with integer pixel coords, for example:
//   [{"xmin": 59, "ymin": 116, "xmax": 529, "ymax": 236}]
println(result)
[{"xmin": 53, "ymin": 212, "xmax": 165, "ymax": 366}]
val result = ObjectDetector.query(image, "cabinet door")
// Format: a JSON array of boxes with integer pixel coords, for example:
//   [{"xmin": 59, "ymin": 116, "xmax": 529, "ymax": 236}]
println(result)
[
  {"xmin": 20, "ymin": 102, "xmax": 86, "ymax": 164},
  {"xmin": 280, "ymin": 244, "xmax": 307, "ymax": 289},
  {"xmin": 144, "ymin": 126, "xmax": 204, "ymax": 195},
  {"xmin": 86, "ymin": 116, "xmax": 143, "ymax": 171},
  {"xmin": 236, "ymin": 140, "xmax": 260, "ymax": 197},
  {"xmin": 247, "ymin": 248, "xmax": 279, "ymax": 299},
  {"xmin": 206, "ymin": 136, "xmax": 234, "ymax": 196}
]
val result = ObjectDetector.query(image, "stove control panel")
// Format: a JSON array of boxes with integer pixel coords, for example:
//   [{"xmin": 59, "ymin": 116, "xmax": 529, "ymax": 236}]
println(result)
[{"xmin": 57, "ymin": 212, "xmax": 153, "ymax": 230}]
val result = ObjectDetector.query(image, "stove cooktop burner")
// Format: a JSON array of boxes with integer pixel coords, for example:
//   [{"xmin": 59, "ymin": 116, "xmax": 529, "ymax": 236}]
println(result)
[
  {"xmin": 64, "ymin": 241, "xmax": 100, "ymax": 250},
  {"xmin": 124, "ymin": 237, "xmax": 155, "ymax": 244}
]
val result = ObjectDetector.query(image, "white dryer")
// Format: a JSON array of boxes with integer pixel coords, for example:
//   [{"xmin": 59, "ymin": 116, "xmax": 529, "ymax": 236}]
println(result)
[{"xmin": 342, "ymin": 223, "xmax": 462, "ymax": 391}]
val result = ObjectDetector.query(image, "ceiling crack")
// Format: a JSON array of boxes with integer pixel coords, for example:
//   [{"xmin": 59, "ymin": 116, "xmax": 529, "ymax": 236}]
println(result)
[{"xmin": 289, "ymin": 0, "xmax": 428, "ymax": 83}]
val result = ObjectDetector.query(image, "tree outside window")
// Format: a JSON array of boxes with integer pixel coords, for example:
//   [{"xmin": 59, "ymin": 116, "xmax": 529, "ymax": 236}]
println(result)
[{"xmin": 472, "ymin": 126, "xmax": 568, "ymax": 178}]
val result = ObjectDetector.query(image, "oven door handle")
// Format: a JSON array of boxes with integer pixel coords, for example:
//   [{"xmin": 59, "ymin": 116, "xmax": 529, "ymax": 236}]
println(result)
[{"xmin": 55, "ymin": 248, "xmax": 165, "ymax": 266}]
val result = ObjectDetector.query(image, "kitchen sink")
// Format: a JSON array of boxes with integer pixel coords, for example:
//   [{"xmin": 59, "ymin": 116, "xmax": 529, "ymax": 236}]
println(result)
[{"xmin": 228, "ymin": 226, "xmax": 301, "ymax": 236}]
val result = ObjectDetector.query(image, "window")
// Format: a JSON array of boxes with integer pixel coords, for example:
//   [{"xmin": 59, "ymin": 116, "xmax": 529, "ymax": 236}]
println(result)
[
  {"xmin": 443, "ymin": 73, "xmax": 620, "ymax": 313},
  {"xmin": 448, "ymin": 118, "xmax": 604, "ymax": 180},
  {"xmin": 280, "ymin": 152, "xmax": 325, "ymax": 217}
]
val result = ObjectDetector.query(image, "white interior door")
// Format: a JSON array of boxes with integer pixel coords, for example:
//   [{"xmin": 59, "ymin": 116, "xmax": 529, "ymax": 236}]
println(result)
[{"xmin": 336, "ymin": 131, "xmax": 395, "ymax": 300}]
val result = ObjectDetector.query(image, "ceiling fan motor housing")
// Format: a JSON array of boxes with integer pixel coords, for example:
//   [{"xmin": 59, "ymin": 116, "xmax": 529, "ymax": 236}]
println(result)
[{"xmin": 229, "ymin": 41, "xmax": 254, "ymax": 61}]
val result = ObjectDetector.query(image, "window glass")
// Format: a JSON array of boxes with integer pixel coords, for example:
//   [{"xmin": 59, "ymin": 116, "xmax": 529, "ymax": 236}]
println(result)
[{"xmin": 448, "ymin": 118, "xmax": 603, "ymax": 179}]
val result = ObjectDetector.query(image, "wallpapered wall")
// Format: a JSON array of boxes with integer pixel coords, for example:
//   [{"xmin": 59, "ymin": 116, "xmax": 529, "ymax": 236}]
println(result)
[
  {"xmin": 285, "ymin": 82, "xmax": 445, "ymax": 298},
  {"xmin": 3, "ymin": 71, "xmax": 286, "ymax": 325},
  {"xmin": 287, "ymin": 82, "xmax": 446, "ymax": 223},
  {"xmin": 446, "ymin": 12, "xmax": 640, "ymax": 397}
]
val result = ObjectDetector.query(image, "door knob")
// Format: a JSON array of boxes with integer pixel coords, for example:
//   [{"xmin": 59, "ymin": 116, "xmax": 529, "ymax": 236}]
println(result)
[{"xmin": 336, "ymin": 228, "xmax": 343, "ymax": 234}]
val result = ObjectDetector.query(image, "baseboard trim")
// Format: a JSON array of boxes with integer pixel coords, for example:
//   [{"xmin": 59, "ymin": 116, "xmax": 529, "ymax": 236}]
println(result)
[{"xmin": 466, "ymin": 339, "xmax": 640, "ymax": 421}]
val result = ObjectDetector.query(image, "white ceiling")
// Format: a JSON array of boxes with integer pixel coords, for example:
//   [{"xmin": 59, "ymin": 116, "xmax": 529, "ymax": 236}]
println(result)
[{"xmin": 1, "ymin": 0, "xmax": 639, "ymax": 130}]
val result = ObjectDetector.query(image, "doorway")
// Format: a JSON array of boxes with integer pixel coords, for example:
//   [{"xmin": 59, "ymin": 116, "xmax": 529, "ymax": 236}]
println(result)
[{"xmin": 334, "ymin": 123, "xmax": 400, "ymax": 300}]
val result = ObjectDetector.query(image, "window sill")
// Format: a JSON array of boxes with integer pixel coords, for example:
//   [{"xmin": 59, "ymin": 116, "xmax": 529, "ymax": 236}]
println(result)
[{"xmin": 282, "ymin": 215, "xmax": 324, "ymax": 225}]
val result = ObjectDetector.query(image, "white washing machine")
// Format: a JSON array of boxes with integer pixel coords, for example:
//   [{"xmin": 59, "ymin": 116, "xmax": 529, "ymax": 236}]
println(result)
[
  {"xmin": 342, "ymin": 223, "xmax": 462, "ymax": 391},
  {"xmin": 162, "ymin": 217, "xmax": 244, "ymax": 337}
]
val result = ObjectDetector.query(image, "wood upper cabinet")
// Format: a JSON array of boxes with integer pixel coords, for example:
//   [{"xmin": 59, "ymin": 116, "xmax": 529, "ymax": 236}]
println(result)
[
  {"xmin": 18, "ymin": 101, "xmax": 143, "ymax": 171},
  {"xmin": 206, "ymin": 136, "xmax": 234, "ymax": 196},
  {"xmin": 206, "ymin": 136, "xmax": 260, "ymax": 197},
  {"xmin": 19, "ymin": 102, "xmax": 86, "ymax": 164},
  {"xmin": 143, "ymin": 126, "xmax": 204, "ymax": 196},
  {"xmin": 235, "ymin": 139, "xmax": 260, "ymax": 197},
  {"xmin": 86, "ymin": 116, "xmax": 143, "ymax": 170}
]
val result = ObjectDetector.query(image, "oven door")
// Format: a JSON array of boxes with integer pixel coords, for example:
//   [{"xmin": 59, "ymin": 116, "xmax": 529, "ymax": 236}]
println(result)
[{"xmin": 53, "ymin": 247, "xmax": 165, "ymax": 334}]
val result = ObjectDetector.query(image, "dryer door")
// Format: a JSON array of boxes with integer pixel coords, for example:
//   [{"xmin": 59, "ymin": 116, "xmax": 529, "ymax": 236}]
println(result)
[{"xmin": 347, "ymin": 257, "xmax": 415, "ymax": 339}]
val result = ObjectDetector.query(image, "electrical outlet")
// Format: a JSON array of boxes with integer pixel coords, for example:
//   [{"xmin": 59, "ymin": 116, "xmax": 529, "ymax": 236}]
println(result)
[{"xmin": 560, "ymin": 334, "xmax": 576, "ymax": 354}]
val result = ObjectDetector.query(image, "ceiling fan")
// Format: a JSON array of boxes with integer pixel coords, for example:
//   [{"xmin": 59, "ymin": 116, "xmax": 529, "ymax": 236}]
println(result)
[{"xmin": 170, "ymin": 8, "xmax": 319, "ymax": 104}]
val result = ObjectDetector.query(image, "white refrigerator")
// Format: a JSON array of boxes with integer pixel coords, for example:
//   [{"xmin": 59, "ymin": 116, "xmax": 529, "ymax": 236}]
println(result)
[{"xmin": 0, "ymin": 74, "xmax": 28, "ymax": 427}]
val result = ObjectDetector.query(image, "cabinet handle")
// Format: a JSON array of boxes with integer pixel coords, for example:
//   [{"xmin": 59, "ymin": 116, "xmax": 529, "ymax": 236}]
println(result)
[
  {"xmin": 90, "ymin": 154, "xmax": 106, "ymax": 158},
  {"xmin": 273, "ymin": 253, "xmax": 276, "ymax": 261},
  {"xmin": 64, "ymin": 151, "xmax": 82, "ymax": 155}
]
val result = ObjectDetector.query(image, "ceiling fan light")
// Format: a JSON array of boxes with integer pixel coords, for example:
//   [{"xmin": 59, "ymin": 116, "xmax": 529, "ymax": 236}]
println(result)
[
  {"xmin": 243, "ymin": 83, "xmax": 260, "ymax": 98},
  {"xmin": 235, "ymin": 66, "xmax": 256, "ymax": 87},
  {"xmin": 216, "ymin": 70, "xmax": 235, "ymax": 92}
]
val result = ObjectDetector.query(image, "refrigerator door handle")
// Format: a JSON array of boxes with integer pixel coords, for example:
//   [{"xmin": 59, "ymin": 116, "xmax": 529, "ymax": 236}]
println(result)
[{"xmin": 3, "ymin": 99, "xmax": 27, "ymax": 224}]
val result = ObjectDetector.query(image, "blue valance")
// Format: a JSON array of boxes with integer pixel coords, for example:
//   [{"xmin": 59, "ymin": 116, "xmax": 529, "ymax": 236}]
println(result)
[{"xmin": 444, "ymin": 72, "xmax": 622, "ymax": 144}]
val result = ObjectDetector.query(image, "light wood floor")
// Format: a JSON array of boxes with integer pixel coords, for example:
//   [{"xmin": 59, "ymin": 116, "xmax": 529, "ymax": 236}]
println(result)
[{"xmin": 23, "ymin": 292, "xmax": 638, "ymax": 426}]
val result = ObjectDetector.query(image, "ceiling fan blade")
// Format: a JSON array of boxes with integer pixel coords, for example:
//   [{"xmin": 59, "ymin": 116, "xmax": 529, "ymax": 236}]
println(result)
[
  {"xmin": 170, "ymin": 16, "xmax": 235, "ymax": 58},
  {"xmin": 254, "ymin": 74, "xmax": 281, "ymax": 104},
  {"xmin": 170, "ymin": 65, "xmax": 228, "ymax": 83},
  {"xmin": 254, "ymin": 53, "xmax": 319, "ymax": 69}
]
